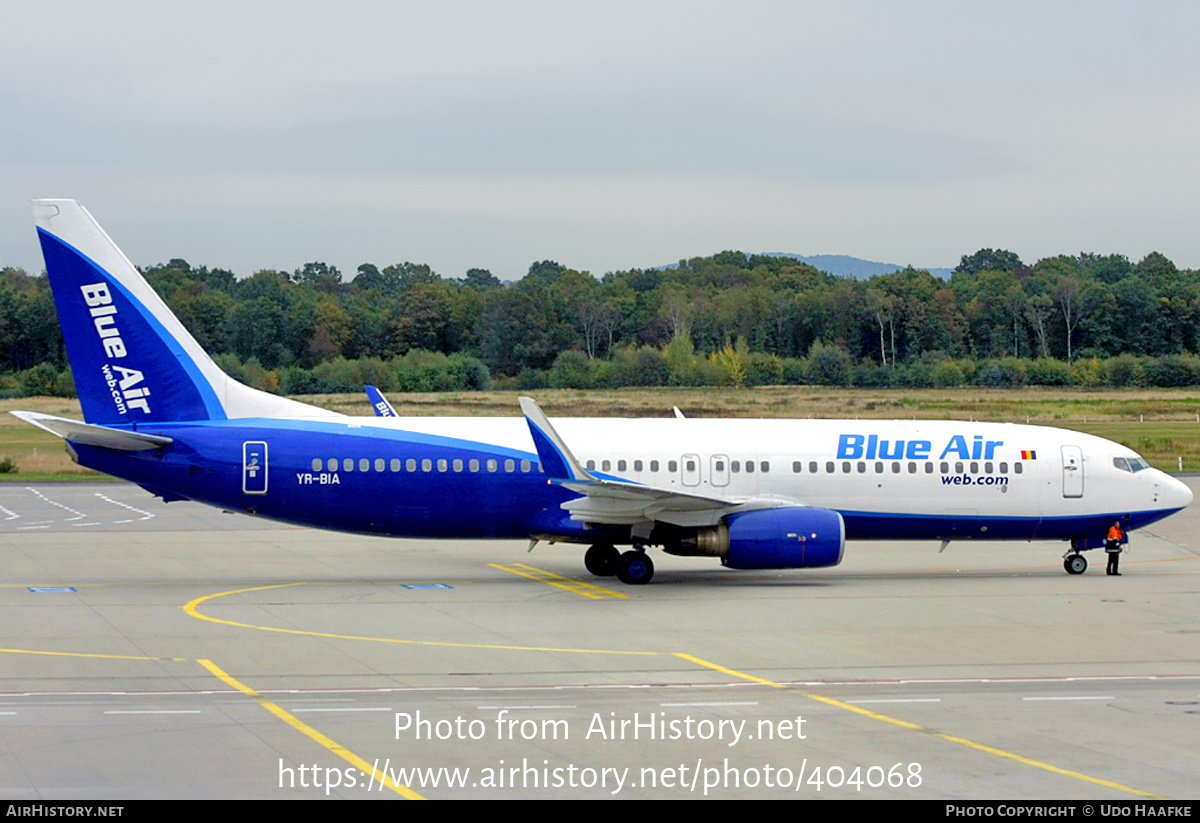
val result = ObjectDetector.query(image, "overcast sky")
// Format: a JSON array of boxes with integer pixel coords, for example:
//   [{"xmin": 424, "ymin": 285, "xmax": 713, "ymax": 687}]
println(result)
[{"xmin": 2, "ymin": 1, "xmax": 1198, "ymax": 280}]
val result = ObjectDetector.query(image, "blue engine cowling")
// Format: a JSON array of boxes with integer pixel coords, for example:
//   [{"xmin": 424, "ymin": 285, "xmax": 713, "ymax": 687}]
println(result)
[{"xmin": 723, "ymin": 507, "xmax": 845, "ymax": 570}]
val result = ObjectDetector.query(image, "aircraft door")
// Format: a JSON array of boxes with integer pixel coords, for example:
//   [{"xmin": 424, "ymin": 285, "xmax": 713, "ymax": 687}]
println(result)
[
  {"xmin": 1061, "ymin": 445, "xmax": 1083, "ymax": 498},
  {"xmin": 681, "ymin": 453, "xmax": 701, "ymax": 486},
  {"xmin": 243, "ymin": 441, "xmax": 268, "ymax": 494},
  {"xmin": 711, "ymin": 454, "xmax": 730, "ymax": 487}
]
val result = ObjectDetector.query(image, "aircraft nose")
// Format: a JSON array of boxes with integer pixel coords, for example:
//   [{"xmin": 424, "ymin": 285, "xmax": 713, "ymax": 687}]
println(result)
[{"xmin": 1164, "ymin": 474, "xmax": 1193, "ymax": 510}]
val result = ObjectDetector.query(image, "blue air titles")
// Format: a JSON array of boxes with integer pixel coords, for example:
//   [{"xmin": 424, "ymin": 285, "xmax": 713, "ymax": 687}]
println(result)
[
  {"xmin": 838, "ymin": 434, "xmax": 1004, "ymax": 461},
  {"xmin": 83, "ymin": 282, "xmax": 152, "ymax": 416}
]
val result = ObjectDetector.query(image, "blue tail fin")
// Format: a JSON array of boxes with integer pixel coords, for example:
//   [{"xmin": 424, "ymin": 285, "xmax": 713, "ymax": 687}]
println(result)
[
  {"xmin": 33, "ymin": 200, "xmax": 337, "ymax": 425},
  {"xmin": 365, "ymin": 385, "xmax": 398, "ymax": 417}
]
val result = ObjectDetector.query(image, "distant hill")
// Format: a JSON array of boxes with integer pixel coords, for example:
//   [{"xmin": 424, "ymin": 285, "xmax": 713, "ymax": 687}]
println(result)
[
  {"xmin": 652, "ymin": 253, "xmax": 953, "ymax": 279},
  {"xmin": 763, "ymin": 253, "xmax": 954, "ymax": 280}
]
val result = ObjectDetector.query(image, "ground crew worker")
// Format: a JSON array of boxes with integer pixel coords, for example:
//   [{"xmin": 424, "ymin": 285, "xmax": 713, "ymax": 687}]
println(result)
[{"xmin": 1106, "ymin": 521, "xmax": 1124, "ymax": 576}]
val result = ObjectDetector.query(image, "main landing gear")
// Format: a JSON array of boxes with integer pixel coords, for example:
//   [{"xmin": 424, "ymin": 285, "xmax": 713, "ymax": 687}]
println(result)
[
  {"xmin": 584, "ymin": 543, "xmax": 619, "ymax": 576},
  {"xmin": 584, "ymin": 543, "xmax": 654, "ymax": 585},
  {"xmin": 616, "ymin": 550, "xmax": 654, "ymax": 585},
  {"xmin": 1063, "ymin": 552, "xmax": 1087, "ymax": 575}
]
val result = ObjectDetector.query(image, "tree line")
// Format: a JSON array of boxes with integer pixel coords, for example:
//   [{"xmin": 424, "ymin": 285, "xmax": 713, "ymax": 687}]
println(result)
[{"xmin": 2, "ymin": 244, "xmax": 1199, "ymax": 397}]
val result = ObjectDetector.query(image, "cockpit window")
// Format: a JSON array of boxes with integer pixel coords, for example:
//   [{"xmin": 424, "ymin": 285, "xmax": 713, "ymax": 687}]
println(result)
[{"xmin": 1115, "ymin": 456, "xmax": 1150, "ymax": 473}]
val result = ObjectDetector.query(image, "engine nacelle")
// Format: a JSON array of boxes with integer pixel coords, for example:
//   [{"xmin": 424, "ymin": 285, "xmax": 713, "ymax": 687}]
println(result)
[{"xmin": 722, "ymin": 507, "xmax": 845, "ymax": 570}]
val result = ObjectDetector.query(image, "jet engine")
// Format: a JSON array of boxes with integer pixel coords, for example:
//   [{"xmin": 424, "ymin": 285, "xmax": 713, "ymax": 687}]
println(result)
[{"xmin": 659, "ymin": 507, "xmax": 845, "ymax": 569}]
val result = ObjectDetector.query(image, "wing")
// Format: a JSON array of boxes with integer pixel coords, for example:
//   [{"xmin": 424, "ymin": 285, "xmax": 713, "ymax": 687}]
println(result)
[{"xmin": 519, "ymin": 397, "xmax": 798, "ymax": 527}]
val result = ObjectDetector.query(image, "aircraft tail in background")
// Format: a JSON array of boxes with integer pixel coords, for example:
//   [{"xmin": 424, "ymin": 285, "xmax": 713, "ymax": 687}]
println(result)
[{"xmin": 365, "ymin": 385, "xmax": 398, "ymax": 417}]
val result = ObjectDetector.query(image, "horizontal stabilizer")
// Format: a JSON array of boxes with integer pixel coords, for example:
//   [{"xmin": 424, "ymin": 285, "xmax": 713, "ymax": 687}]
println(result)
[{"xmin": 11, "ymin": 411, "xmax": 172, "ymax": 451}]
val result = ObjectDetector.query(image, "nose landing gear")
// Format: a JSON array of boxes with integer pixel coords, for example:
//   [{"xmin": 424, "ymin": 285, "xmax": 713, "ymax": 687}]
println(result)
[{"xmin": 1064, "ymin": 552, "xmax": 1087, "ymax": 575}]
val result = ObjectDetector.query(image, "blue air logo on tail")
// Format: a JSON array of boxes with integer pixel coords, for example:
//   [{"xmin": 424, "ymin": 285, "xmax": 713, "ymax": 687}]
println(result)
[
  {"xmin": 37, "ymin": 227, "xmax": 223, "ymax": 425},
  {"xmin": 83, "ymin": 283, "xmax": 153, "ymax": 415}
]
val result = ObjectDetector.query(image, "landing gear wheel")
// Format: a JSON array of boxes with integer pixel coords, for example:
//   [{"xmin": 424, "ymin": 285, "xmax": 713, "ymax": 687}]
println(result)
[
  {"xmin": 1065, "ymin": 554, "xmax": 1087, "ymax": 575},
  {"xmin": 584, "ymin": 543, "xmax": 620, "ymax": 577},
  {"xmin": 616, "ymin": 550, "xmax": 654, "ymax": 585}
]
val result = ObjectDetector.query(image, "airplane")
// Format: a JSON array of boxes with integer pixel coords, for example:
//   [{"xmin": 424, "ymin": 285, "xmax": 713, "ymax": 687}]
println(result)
[{"xmin": 16, "ymin": 199, "xmax": 1193, "ymax": 584}]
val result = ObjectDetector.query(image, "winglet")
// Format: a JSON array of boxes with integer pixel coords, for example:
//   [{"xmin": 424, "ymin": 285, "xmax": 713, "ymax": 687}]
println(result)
[
  {"xmin": 518, "ymin": 397, "xmax": 593, "ymax": 482},
  {"xmin": 365, "ymin": 385, "xmax": 398, "ymax": 417}
]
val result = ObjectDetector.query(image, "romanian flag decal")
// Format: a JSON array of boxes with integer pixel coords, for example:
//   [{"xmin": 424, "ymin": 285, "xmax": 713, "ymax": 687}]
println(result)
[{"xmin": 1020, "ymin": 450, "xmax": 1037, "ymax": 460}]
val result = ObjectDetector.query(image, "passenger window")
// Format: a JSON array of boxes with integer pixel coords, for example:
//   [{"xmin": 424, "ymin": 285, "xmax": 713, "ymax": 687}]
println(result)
[
  {"xmin": 421, "ymin": 459, "xmax": 432, "ymax": 472},
  {"xmin": 453, "ymin": 459, "xmax": 463, "ymax": 472},
  {"xmin": 343, "ymin": 458, "xmax": 354, "ymax": 472},
  {"xmin": 715, "ymin": 460, "xmax": 725, "ymax": 472},
  {"xmin": 602, "ymin": 460, "xmax": 611, "ymax": 471},
  {"xmin": 437, "ymin": 459, "xmax": 447, "ymax": 472},
  {"xmin": 810, "ymin": 462, "xmax": 818, "ymax": 473},
  {"xmin": 984, "ymin": 462, "xmax": 993, "ymax": 474},
  {"xmin": 1000, "ymin": 462, "xmax": 1008, "ymax": 473},
  {"xmin": 327, "ymin": 458, "xmax": 338, "ymax": 472},
  {"xmin": 487, "ymin": 459, "xmax": 497, "ymax": 472},
  {"xmin": 375, "ymin": 458, "xmax": 385, "ymax": 472},
  {"xmin": 793, "ymin": 461, "xmax": 801, "ymax": 473},
  {"xmin": 969, "ymin": 462, "xmax": 978, "ymax": 473},
  {"xmin": 407, "ymin": 458, "xmax": 416, "ymax": 471},
  {"xmin": 391, "ymin": 458, "xmax": 401, "ymax": 472},
  {"xmin": 1015, "ymin": 463, "xmax": 1023, "ymax": 474},
  {"xmin": 618, "ymin": 460, "xmax": 626, "ymax": 471},
  {"xmin": 893, "ymin": 463, "xmax": 901, "ymax": 474},
  {"xmin": 469, "ymin": 459, "xmax": 479, "ymax": 472},
  {"xmin": 731, "ymin": 461, "xmax": 740, "ymax": 473},
  {"xmin": 940, "ymin": 462, "xmax": 949, "ymax": 473},
  {"xmin": 505, "ymin": 459, "xmax": 515, "ymax": 472},
  {"xmin": 857, "ymin": 462, "xmax": 866, "ymax": 473},
  {"xmin": 668, "ymin": 460, "xmax": 678, "ymax": 472},
  {"xmin": 650, "ymin": 460, "xmax": 659, "ymax": 472},
  {"xmin": 842, "ymin": 461, "xmax": 851, "ymax": 473},
  {"xmin": 685, "ymin": 459, "xmax": 695, "ymax": 472},
  {"xmin": 760, "ymin": 461, "xmax": 769, "ymax": 473},
  {"xmin": 925, "ymin": 463, "xmax": 933, "ymax": 473},
  {"xmin": 311, "ymin": 458, "xmax": 322, "ymax": 471},
  {"xmin": 521, "ymin": 460, "xmax": 531, "ymax": 472},
  {"xmin": 875, "ymin": 462, "xmax": 883, "ymax": 473},
  {"xmin": 586, "ymin": 460, "xmax": 595, "ymax": 470},
  {"xmin": 955, "ymin": 462, "xmax": 964, "ymax": 473},
  {"xmin": 634, "ymin": 460, "xmax": 643, "ymax": 471},
  {"xmin": 907, "ymin": 462, "xmax": 916, "ymax": 473},
  {"xmin": 746, "ymin": 462, "xmax": 754, "ymax": 474}
]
